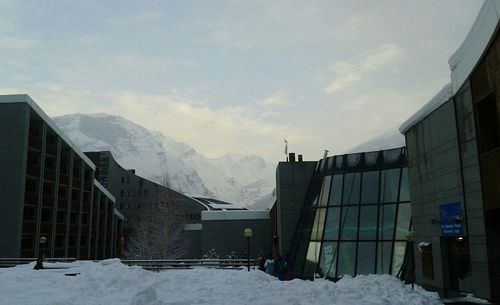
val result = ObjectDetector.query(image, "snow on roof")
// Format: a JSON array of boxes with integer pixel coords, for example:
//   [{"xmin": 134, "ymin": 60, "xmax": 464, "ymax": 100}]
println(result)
[
  {"xmin": 399, "ymin": 83, "xmax": 453, "ymax": 134},
  {"xmin": 449, "ymin": 0, "xmax": 500, "ymax": 94}
]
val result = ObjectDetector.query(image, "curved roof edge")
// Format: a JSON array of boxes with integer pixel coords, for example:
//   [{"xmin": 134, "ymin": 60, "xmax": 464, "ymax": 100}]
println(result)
[
  {"xmin": 449, "ymin": 0, "xmax": 500, "ymax": 94},
  {"xmin": 399, "ymin": 83, "xmax": 453, "ymax": 134}
]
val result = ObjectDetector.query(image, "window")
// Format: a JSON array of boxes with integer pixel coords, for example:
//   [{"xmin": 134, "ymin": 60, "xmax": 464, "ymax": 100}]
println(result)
[
  {"xmin": 340, "ymin": 206, "xmax": 359, "ymax": 240},
  {"xmin": 318, "ymin": 242, "xmax": 338, "ymax": 278},
  {"xmin": 380, "ymin": 169, "xmax": 400, "ymax": 203},
  {"xmin": 357, "ymin": 242, "xmax": 376, "ymax": 275},
  {"xmin": 343, "ymin": 173, "xmax": 360, "ymax": 205},
  {"xmin": 361, "ymin": 171, "xmax": 379, "ymax": 204},
  {"xmin": 476, "ymin": 92, "xmax": 500, "ymax": 153},
  {"xmin": 337, "ymin": 242, "xmax": 356, "ymax": 276},
  {"xmin": 41, "ymin": 209, "xmax": 52, "ymax": 222},
  {"xmin": 121, "ymin": 177, "xmax": 124, "ymax": 183},
  {"xmin": 328, "ymin": 175, "xmax": 343, "ymax": 205},
  {"xmin": 323, "ymin": 207, "xmax": 340, "ymax": 240},
  {"xmin": 359, "ymin": 206, "xmax": 378, "ymax": 240}
]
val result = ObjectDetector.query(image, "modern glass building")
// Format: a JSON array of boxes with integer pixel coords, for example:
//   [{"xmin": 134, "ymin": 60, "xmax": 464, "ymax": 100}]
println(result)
[{"xmin": 289, "ymin": 147, "xmax": 411, "ymax": 279}]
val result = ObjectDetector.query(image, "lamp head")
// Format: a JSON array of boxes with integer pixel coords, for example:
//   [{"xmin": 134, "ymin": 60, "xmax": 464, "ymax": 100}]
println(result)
[
  {"xmin": 39, "ymin": 236, "xmax": 47, "ymax": 244},
  {"xmin": 244, "ymin": 228, "xmax": 253, "ymax": 238}
]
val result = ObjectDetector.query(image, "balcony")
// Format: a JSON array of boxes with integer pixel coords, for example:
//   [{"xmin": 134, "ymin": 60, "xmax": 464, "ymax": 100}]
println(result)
[
  {"xmin": 44, "ymin": 169, "xmax": 56, "ymax": 182},
  {"xmin": 28, "ymin": 134, "xmax": 42, "ymax": 150},
  {"xmin": 24, "ymin": 191, "xmax": 38, "ymax": 206},
  {"xmin": 58, "ymin": 199, "xmax": 68, "ymax": 210},
  {"xmin": 42, "ymin": 195, "xmax": 54, "ymax": 208},
  {"xmin": 26, "ymin": 164, "xmax": 40, "ymax": 178},
  {"xmin": 45, "ymin": 142, "xmax": 57, "ymax": 156},
  {"xmin": 72, "ymin": 178, "xmax": 81, "ymax": 188},
  {"xmin": 22, "ymin": 222, "xmax": 36, "ymax": 234},
  {"xmin": 59, "ymin": 174, "xmax": 69, "ymax": 186}
]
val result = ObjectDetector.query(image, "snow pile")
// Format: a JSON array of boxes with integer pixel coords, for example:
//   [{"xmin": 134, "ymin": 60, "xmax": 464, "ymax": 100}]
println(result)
[{"xmin": 0, "ymin": 259, "xmax": 443, "ymax": 305}]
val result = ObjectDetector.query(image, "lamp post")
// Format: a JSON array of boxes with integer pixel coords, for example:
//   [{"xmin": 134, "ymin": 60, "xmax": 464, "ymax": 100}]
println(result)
[
  {"xmin": 244, "ymin": 228, "xmax": 253, "ymax": 271},
  {"xmin": 34, "ymin": 236, "xmax": 47, "ymax": 270},
  {"xmin": 406, "ymin": 231, "xmax": 416, "ymax": 290}
]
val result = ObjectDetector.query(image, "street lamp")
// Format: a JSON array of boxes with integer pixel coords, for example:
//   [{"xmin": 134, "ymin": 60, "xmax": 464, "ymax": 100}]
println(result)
[
  {"xmin": 244, "ymin": 228, "xmax": 253, "ymax": 271},
  {"xmin": 34, "ymin": 236, "xmax": 47, "ymax": 270},
  {"xmin": 406, "ymin": 231, "xmax": 416, "ymax": 290}
]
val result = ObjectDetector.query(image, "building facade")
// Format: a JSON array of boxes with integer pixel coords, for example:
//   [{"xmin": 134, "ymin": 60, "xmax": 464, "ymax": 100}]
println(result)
[
  {"xmin": 400, "ymin": 0, "xmax": 500, "ymax": 301},
  {"xmin": 277, "ymin": 148, "xmax": 411, "ymax": 280},
  {"xmin": 0, "ymin": 94, "xmax": 124, "ymax": 259}
]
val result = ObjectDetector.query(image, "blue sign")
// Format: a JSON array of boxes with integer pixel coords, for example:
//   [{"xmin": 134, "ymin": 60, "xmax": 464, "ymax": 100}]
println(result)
[{"xmin": 439, "ymin": 202, "xmax": 464, "ymax": 236}]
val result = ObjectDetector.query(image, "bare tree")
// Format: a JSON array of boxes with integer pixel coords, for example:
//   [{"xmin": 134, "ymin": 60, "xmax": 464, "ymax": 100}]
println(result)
[{"xmin": 125, "ymin": 184, "xmax": 188, "ymax": 259}]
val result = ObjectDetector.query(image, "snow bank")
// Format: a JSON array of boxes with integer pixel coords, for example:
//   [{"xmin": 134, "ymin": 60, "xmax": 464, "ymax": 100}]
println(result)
[{"xmin": 0, "ymin": 260, "xmax": 442, "ymax": 305}]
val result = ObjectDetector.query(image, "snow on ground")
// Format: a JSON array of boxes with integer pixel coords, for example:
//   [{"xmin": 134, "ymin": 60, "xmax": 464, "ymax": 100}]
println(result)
[{"xmin": 0, "ymin": 259, "xmax": 442, "ymax": 305}]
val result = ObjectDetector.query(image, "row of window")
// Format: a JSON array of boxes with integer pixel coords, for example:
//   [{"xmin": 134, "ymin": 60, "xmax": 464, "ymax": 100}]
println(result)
[
  {"xmin": 120, "ymin": 189, "xmax": 149, "ymax": 197},
  {"xmin": 310, "ymin": 168, "xmax": 410, "ymax": 207}
]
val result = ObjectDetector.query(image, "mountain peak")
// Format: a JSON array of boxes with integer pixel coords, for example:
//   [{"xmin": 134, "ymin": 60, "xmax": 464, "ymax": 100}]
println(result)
[{"xmin": 52, "ymin": 113, "xmax": 275, "ymax": 207}]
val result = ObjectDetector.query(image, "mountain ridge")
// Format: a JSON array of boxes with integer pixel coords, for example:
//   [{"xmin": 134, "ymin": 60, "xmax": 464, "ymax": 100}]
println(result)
[{"xmin": 53, "ymin": 113, "xmax": 276, "ymax": 208}]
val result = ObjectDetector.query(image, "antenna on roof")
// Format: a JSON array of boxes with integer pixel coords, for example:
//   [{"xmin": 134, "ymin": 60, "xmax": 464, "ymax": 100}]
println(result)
[
  {"xmin": 284, "ymin": 139, "xmax": 288, "ymax": 161},
  {"xmin": 323, "ymin": 150, "xmax": 329, "ymax": 159}
]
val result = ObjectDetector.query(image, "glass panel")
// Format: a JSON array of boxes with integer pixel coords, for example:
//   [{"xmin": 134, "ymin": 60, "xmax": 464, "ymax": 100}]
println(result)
[
  {"xmin": 343, "ymin": 173, "xmax": 361, "ymax": 205},
  {"xmin": 340, "ymin": 206, "xmax": 359, "ymax": 240},
  {"xmin": 335, "ymin": 156, "xmax": 343, "ymax": 168},
  {"xmin": 292, "ymin": 210, "xmax": 315, "ymax": 274},
  {"xmin": 364, "ymin": 151, "xmax": 379, "ymax": 166},
  {"xmin": 380, "ymin": 169, "xmax": 400, "ymax": 203},
  {"xmin": 303, "ymin": 241, "xmax": 321, "ymax": 277},
  {"xmin": 318, "ymin": 242, "xmax": 338, "ymax": 278},
  {"xmin": 378, "ymin": 204, "xmax": 396, "ymax": 240},
  {"xmin": 361, "ymin": 171, "xmax": 380, "ymax": 204},
  {"xmin": 337, "ymin": 242, "xmax": 356, "ymax": 277},
  {"xmin": 318, "ymin": 176, "xmax": 332, "ymax": 206},
  {"xmin": 328, "ymin": 174, "xmax": 343, "ymax": 206},
  {"xmin": 357, "ymin": 242, "xmax": 376, "ymax": 275},
  {"xmin": 359, "ymin": 206, "xmax": 378, "ymax": 240},
  {"xmin": 399, "ymin": 168, "xmax": 410, "ymax": 202},
  {"xmin": 347, "ymin": 153, "xmax": 361, "ymax": 167},
  {"xmin": 395, "ymin": 203, "xmax": 411, "ymax": 240},
  {"xmin": 310, "ymin": 208, "xmax": 327, "ymax": 240},
  {"xmin": 392, "ymin": 242, "xmax": 407, "ymax": 276},
  {"xmin": 377, "ymin": 242, "xmax": 392, "ymax": 274},
  {"xmin": 327, "ymin": 157, "xmax": 334, "ymax": 171},
  {"xmin": 323, "ymin": 207, "xmax": 340, "ymax": 240},
  {"xmin": 383, "ymin": 148, "xmax": 402, "ymax": 163},
  {"xmin": 309, "ymin": 177, "xmax": 322, "ymax": 207}
]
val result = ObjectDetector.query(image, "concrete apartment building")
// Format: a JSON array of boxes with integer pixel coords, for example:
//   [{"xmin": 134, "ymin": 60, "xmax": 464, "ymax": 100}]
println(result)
[{"xmin": 0, "ymin": 94, "xmax": 124, "ymax": 260}]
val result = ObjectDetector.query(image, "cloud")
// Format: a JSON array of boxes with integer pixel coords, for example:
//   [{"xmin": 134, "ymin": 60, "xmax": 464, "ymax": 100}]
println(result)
[
  {"xmin": 0, "ymin": 37, "xmax": 37, "ymax": 50},
  {"xmin": 257, "ymin": 92, "xmax": 290, "ymax": 110},
  {"xmin": 325, "ymin": 43, "xmax": 405, "ymax": 94}
]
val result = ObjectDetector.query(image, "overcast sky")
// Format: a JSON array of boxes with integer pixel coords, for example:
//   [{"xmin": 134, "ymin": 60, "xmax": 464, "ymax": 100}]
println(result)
[{"xmin": 0, "ymin": 0, "xmax": 483, "ymax": 162}]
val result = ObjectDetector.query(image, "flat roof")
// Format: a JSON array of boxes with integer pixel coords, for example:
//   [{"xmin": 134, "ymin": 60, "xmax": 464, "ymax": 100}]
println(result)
[
  {"xmin": 0, "ymin": 94, "xmax": 95, "ymax": 170},
  {"xmin": 94, "ymin": 179, "xmax": 116, "ymax": 203},
  {"xmin": 201, "ymin": 210, "xmax": 270, "ymax": 221}
]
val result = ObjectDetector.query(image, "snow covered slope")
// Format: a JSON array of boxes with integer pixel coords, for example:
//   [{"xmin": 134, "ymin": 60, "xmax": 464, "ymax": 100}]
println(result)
[{"xmin": 53, "ymin": 113, "xmax": 275, "ymax": 207}]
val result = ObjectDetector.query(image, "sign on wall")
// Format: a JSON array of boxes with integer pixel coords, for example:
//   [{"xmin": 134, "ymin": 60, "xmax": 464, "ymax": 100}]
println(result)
[{"xmin": 439, "ymin": 202, "xmax": 464, "ymax": 237}]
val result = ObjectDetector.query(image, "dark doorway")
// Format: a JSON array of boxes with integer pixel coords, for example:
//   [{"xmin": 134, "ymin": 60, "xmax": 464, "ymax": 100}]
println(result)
[{"xmin": 447, "ymin": 237, "xmax": 472, "ymax": 292}]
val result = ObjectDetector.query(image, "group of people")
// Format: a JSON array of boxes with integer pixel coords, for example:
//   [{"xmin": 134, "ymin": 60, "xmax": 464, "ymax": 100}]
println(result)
[{"xmin": 257, "ymin": 254, "xmax": 293, "ymax": 281}]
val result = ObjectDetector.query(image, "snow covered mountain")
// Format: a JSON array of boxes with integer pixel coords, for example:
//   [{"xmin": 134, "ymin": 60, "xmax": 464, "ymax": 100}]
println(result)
[{"xmin": 52, "ymin": 113, "xmax": 276, "ymax": 208}]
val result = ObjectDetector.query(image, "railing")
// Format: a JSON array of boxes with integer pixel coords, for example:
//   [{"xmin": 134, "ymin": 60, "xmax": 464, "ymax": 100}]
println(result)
[
  {"xmin": 0, "ymin": 258, "xmax": 76, "ymax": 268},
  {"xmin": 0, "ymin": 258, "xmax": 257, "ymax": 271},
  {"xmin": 120, "ymin": 258, "xmax": 258, "ymax": 271}
]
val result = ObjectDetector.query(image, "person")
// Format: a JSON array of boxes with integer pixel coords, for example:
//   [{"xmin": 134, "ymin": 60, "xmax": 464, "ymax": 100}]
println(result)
[
  {"xmin": 283, "ymin": 254, "xmax": 293, "ymax": 281},
  {"xmin": 274, "ymin": 255, "xmax": 286, "ymax": 280},
  {"xmin": 257, "ymin": 253, "xmax": 266, "ymax": 272},
  {"xmin": 264, "ymin": 255, "xmax": 274, "ymax": 275}
]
